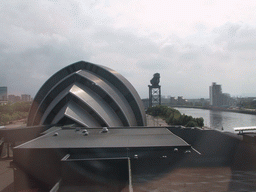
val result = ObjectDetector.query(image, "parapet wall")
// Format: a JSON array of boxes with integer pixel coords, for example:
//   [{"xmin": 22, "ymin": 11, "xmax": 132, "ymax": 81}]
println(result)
[{"xmin": 169, "ymin": 127, "xmax": 256, "ymax": 170}]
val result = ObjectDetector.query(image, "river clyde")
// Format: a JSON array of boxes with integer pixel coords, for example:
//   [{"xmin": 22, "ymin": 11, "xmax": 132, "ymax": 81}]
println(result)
[{"xmin": 175, "ymin": 107, "xmax": 256, "ymax": 133}]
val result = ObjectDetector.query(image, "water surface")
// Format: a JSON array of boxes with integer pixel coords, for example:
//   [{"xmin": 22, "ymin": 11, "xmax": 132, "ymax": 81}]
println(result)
[{"xmin": 175, "ymin": 107, "xmax": 256, "ymax": 133}]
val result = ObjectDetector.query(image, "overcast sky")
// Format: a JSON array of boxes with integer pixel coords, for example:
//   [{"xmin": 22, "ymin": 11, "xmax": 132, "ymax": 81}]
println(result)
[{"xmin": 1, "ymin": 0, "xmax": 256, "ymax": 99}]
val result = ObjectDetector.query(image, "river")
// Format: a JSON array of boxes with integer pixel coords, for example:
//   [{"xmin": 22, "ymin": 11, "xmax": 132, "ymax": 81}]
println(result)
[{"xmin": 175, "ymin": 107, "xmax": 256, "ymax": 133}]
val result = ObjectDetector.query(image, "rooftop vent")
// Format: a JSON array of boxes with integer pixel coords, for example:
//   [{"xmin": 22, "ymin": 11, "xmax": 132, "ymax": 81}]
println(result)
[
  {"xmin": 101, "ymin": 127, "xmax": 108, "ymax": 133},
  {"xmin": 82, "ymin": 129, "xmax": 89, "ymax": 136}
]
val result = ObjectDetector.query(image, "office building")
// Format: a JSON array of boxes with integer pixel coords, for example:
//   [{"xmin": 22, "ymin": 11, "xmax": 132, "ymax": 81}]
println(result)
[{"xmin": 0, "ymin": 87, "xmax": 7, "ymax": 101}]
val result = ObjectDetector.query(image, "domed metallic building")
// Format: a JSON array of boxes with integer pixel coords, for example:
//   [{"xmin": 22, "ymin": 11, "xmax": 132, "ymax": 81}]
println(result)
[{"xmin": 27, "ymin": 61, "xmax": 146, "ymax": 127}]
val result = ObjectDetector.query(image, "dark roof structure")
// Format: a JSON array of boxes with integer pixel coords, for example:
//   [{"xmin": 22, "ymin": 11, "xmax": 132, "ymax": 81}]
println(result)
[
  {"xmin": 13, "ymin": 126, "xmax": 191, "ymax": 191},
  {"xmin": 16, "ymin": 127, "xmax": 190, "ymax": 149},
  {"xmin": 27, "ymin": 61, "xmax": 146, "ymax": 127}
]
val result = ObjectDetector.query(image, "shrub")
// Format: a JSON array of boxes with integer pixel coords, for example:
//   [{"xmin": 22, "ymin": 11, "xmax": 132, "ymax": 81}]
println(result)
[{"xmin": 185, "ymin": 121, "xmax": 198, "ymax": 127}]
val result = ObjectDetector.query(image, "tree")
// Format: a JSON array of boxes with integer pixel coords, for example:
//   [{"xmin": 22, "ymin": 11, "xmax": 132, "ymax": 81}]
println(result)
[
  {"xmin": 185, "ymin": 121, "xmax": 198, "ymax": 127},
  {"xmin": 195, "ymin": 117, "xmax": 204, "ymax": 127},
  {"xmin": 146, "ymin": 105, "xmax": 204, "ymax": 127},
  {"xmin": 0, "ymin": 102, "xmax": 31, "ymax": 125},
  {"xmin": 1, "ymin": 114, "xmax": 11, "ymax": 125}
]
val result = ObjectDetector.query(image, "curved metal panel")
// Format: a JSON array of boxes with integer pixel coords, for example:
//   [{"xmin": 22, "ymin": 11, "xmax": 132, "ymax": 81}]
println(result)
[
  {"xmin": 99, "ymin": 65, "xmax": 147, "ymax": 126},
  {"xmin": 42, "ymin": 83, "xmax": 123, "ymax": 127},
  {"xmin": 52, "ymin": 101, "xmax": 101, "ymax": 128},
  {"xmin": 27, "ymin": 61, "xmax": 146, "ymax": 127},
  {"xmin": 51, "ymin": 103, "xmax": 69, "ymax": 125},
  {"xmin": 40, "ymin": 84, "xmax": 73, "ymax": 124},
  {"xmin": 31, "ymin": 73, "xmax": 77, "ymax": 126},
  {"xmin": 69, "ymin": 84, "xmax": 123, "ymax": 127},
  {"xmin": 77, "ymin": 70, "xmax": 137, "ymax": 126}
]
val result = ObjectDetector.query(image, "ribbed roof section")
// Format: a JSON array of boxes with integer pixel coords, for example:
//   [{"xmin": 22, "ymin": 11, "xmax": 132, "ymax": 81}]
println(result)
[{"xmin": 27, "ymin": 61, "xmax": 146, "ymax": 127}]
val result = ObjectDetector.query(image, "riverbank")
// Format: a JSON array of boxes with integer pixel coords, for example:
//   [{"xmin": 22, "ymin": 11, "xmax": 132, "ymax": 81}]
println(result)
[{"xmin": 172, "ymin": 105, "xmax": 256, "ymax": 115}]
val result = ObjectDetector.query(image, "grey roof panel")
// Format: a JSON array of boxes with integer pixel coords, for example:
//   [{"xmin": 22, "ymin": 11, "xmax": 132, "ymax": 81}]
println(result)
[{"xmin": 16, "ymin": 128, "xmax": 190, "ymax": 149}]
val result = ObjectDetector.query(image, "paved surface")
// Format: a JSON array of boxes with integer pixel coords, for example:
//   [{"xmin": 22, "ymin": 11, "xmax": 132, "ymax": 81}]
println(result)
[
  {"xmin": 0, "ymin": 122, "xmax": 20, "ymax": 192},
  {"xmin": 0, "ymin": 158, "xmax": 13, "ymax": 192},
  {"xmin": 146, "ymin": 114, "xmax": 168, "ymax": 127}
]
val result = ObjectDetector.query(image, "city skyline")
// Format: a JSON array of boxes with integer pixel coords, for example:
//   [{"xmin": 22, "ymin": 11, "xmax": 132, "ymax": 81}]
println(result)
[
  {"xmin": 2, "ymin": 82, "xmax": 255, "ymax": 101},
  {"xmin": 1, "ymin": 1, "xmax": 256, "ymax": 99}
]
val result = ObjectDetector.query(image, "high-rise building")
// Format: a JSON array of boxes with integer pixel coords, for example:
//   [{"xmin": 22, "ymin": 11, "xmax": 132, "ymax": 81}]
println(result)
[
  {"xmin": 210, "ymin": 82, "xmax": 222, "ymax": 106},
  {"xmin": 0, "ymin": 87, "xmax": 7, "ymax": 101},
  {"xmin": 209, "ymin": 82, "xmax": 228, "ymax": 107}
]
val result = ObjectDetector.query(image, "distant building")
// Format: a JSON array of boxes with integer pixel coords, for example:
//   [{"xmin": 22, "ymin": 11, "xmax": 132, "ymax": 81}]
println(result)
[
  {"xmin": 169, "ymin": 96, "xmax": 186, "ymax": 106},
  {"xmin": 170, "ymin": 97, "xmax": 177, "ymax": 106},
  {"xmin": 161, "ymin": 96, "xmax": 170, "ymax": 105},
  {"xmin": 222, "ymin": 93, "xmax": 231, "ymax": 107},
  {"xmin": 209, "ymin": 82, "xmax": 231, "ymax": 107},
  {"xmin": 21, "ymin": 94, "xmax": 31, "ymax": 102},
  {"xmin": 187, "ymin": 98, "xmax": 210, "ymax": 107},
  {"xmin": 200, "ymin": 98, "xmax": 210, "ymax": 107},
  {"xmin": 8, "ymin": 95, "xmax": 21, "ymax": 103},
  {"xmin": 0, "ymin": 87, "xmax": 7, "ymax": 101},
  {"xmin": 209, "ymin": 82, "xmax": 222, "ymax": 106},
  {"xmin": 8, "ymin": 94, "xmax": 32, "ymax": 103},
  {"xmin": 177, "ymin": 96, "xmax": 186, "ymax": 105}
]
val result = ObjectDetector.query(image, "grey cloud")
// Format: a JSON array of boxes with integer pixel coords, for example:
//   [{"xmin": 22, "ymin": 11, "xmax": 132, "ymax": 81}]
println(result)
[
  {"xmin": 160, "ymin": 45, "xmax": 176, "ymax": 58},
  {"xmin": 180, "ymin": 52, "xmax": 198, "ymax": 60},
  {"xmin": 214, "ymin": 22, "xmax": 256, "ymax": 51},
  {"xmin": 0, "ymin": 0, "xmax": 98, "ymax": 96},
  {"xmin": 92, "ymin": 27, "xmax": 159, "ymax": 58},
  {"xmin": 2, "ymin": 1, "xmax": 256, "ymax": 99},
  {"xmin": 137, "ymin": 58, "xmax": 170, "ymax": 70},
  {"xmin": 1, "ymin": 1, "xmax": 93, "ymax": 36},
  {"xmin": 228, "ymin": 41, "xmax": 256, "ymax": 51},
  {"xmin": 0, "ymin": 33, "xmax": 92, "ymax": 96}
]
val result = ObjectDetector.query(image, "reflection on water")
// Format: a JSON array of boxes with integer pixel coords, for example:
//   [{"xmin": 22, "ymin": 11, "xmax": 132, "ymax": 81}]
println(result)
[
  {"xmin": 210, "ymin": 110, "xmax": 223, "ymax": 130},
  {"xmin": 175, "ymin": 108, "xmax": 256, "ymax": 133}
]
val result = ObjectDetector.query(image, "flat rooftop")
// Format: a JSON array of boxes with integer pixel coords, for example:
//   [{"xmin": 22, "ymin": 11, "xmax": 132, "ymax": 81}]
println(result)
[{"xmin": 15, "ymin": 127, "xmax": 190, "ymax": 149}]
